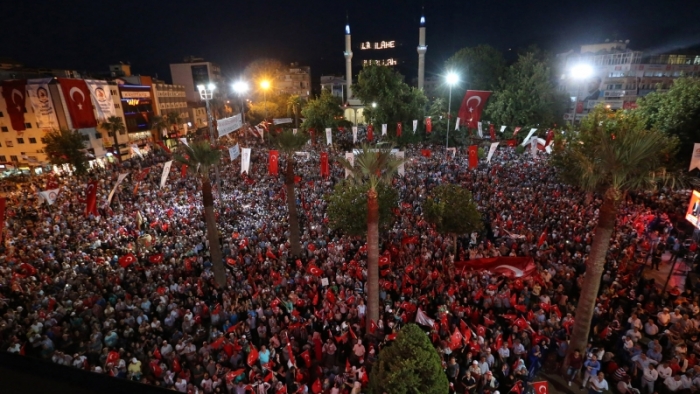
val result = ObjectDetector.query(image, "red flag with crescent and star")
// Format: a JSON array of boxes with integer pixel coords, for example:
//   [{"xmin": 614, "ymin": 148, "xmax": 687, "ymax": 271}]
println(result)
[
  {"xmin": 458, "ymin": 90, "xmax": 491, "ymax": 129},
  {"xmin": 396, "ymin": 122, "xmax": 402, "ymax": 137},
  {"xmin": 425, "ymin": 117, "xmax": 432, "ymax": 133},
  {"xmin": 532, "ymin": 381, "xmax": 548, "ymax": 394},
  {"xmin": 320, "ymin": 152, "xmax": 330, "ymax": 178},
  {"xmin": 468, "ymin": 145, "xmax": 479, "ymax": 169},
  {"xmin": 1, "ymin": 80, "xmax": 27, "ymax": 131},
  {"xmin": 119, "ymin": 253, "xmax": 137, "ymax": 268},
  {"xmin": 268, "ymin": 150, "xmax": 279, "ymax": 175},
  {"xmin": 58, "ymin": 78, "xmax": 97, "ymax": 128},
  {"xmin": 84, "ymin": 180, "xmax": 99, "ymax": 217},
  {"xmin": 489, "ymin": 123, "xmax": 496, "ymax": 140},
  {"xmin": 367, "ymin": 124, "xmax": 374, "ymax": 141}
]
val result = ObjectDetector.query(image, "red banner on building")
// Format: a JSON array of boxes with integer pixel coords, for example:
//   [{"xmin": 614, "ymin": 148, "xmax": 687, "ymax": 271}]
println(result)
[
  {"xmin": 320, "ymin": 152, "xmax": 329, "ymax": 178},
  {"xmin": 396, "ymin": 122, "xmax": 402, "ymax": 137},
  {"xmin": 58, "ymin": 78, "xmax": 97, "ymax": 128},
  {"xmin": 367, "ymin": 124, "xmax": 373, "ymax": 141},
  {"xmin": 84, "ymin": 180, "xmax": 99, "ymax": 217},
  {"xmin": 269, "ymin": 150, "xmax": 279, "ymax": 175},
  {"xmin": 454, "ymin": 257, "xmax": 536, "ymax": 278},
  {"xmin": 425, "ymin": 117, "xmax": 432, "ymax": 133},
  {"xmin": 468, "ymin": 145, "xmax": 478, "ymax": 169},
  {"xmin": 458, "ymin": 90, "xmax": 491, "ymax": 129},
  {"xmin": 1, "ymin": 80, "xmax": 27, "ymax": 131}
]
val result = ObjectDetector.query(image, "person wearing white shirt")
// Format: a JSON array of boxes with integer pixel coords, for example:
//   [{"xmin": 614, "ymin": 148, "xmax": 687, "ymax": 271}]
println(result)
[
  {"xmin": 657, "ymin": 362, "xmax": 673, "ymax": 380},
  {"xmin": 628, "ymin": 314, "xmax": 643, "ymax": 330},
  {"xmin": 657, "ymin": 308, "xmax": 671, "ymax": 328},
  {"xmin": 664, "ymin": 375, "xmax": 683, "ymax": 392},
  {"xmin": 498, "ymin": 343, "xmax": 510, "ymax": 361},
  {"xmin": 640, "ymin": 364, "xmax": 658, "ymax": 394},
  {"xmin": 644, "ymin": 319, "xmax": 659, "ymax": 337},
  {"xmin": 588, "ymin": 372, "xmax": 609, "ymax": 394}
]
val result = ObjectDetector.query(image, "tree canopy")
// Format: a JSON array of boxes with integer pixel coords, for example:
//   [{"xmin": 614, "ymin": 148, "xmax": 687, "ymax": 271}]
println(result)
[
  {"xmin": 44, "ymin": 129, "xmax": 89, "ymax": 175},
  {"xmin": 444, "ymin": 45, "xmax": 506, "ymax": 109},
  {"xmin": 326, "ymin": 181, "xmax": 398, "ymax": 237},
  {"xmin": 424, "ymin": 184, "xmax": 483, "ymax": 242},
  {"xmin": 173, "ymin": 140, "xmax": 222, "ymax": 180},
  {"xmin": 368, "ymin": 323, "xmax": 449, "ymax": 394},
  {"xmin": 300, "ymin": 89, "xmax": 344, "ymax": 132}
]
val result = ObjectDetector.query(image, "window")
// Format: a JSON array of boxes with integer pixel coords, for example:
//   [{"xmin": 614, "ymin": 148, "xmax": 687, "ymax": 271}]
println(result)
[
  {"xmin": 29, "ymin": 137, "xmax": 37, "ymax": 144},
  {"xmin": 24, "ymin": 122, "xmax": 32, "ymax": 128},
  {"xmin": 1, "ymin": 126, "xmax": 7, "ymax": 132},
  {"xmin": 0, "ymin": 156, "xmax": 5, "ymax": 162},
  {"xmin": 6, "ymin": 140, "xmax": 13, "ymax": 147},
  {"xmin": 10, "ymin": 155, "xmax": 17, "ymax": 162},
  {"xmin": 17, "ymin": 138, "xmax": 25, "ymax": 144},
  {"xmin": 115, "ymin": 104, "xmax": 120, "ymax": 109},
  {"xmin": 0, "ymin": 111, "xmax": 3, "ymax": 117}
]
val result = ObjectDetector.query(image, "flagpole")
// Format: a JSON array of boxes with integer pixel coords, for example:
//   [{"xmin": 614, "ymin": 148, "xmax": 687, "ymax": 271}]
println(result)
[{"xmin": 446, "ymin": 85, "xmax": 452, "ymax": 151}]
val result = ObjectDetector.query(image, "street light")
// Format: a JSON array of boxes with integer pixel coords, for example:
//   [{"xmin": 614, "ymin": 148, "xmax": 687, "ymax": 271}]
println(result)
[
  {"xmin": 569, "ymin": 64, "xmax": 593, "ymax": 125},
  {"xmin": 197, "ymin": 83, "xmax": 222, "ymax": 201},
  {"xmin": 445, "ymin": 72, "xmax": 459, "ymax": 150},
  {"xmin": 260, "ymin": 80, "xmax": 271, "ymax": 120},
  {"xmin": 232, "ymin": 80, "xmax": 249, "ymax": 125}
]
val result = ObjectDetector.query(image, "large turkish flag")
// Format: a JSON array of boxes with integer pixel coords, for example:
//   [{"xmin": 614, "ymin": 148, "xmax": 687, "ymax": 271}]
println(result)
[
  {"xmin": 468, "ymin": 145, "xmax": 479, "ymax": 169},
  {"xmin": 1, "ymin": 80, "xmax": 27, "ymax": 131},
  {"xmin": 58, "ymin": 78, "xmax": 97, "ymax": 128},
  {"xmin": 458, "ymin": 90, "xmax": 491, "ymax": 129},
  {"xmin": 454, "ymin": 257, "xmax": 536, "ymax": 278},
  {"xmin": 269, "ymin": 150, "xmax": 279, "ymax": 175}
]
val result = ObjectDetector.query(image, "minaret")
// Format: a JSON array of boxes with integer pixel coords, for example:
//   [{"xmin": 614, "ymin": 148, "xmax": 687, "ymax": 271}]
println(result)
[
  {"xmin": 417, "ymin": 13, "xmax": 427, "ymax": 90},
  {"xmin": 344, "ymin": 21, "xmax": 353, "ymax": 99}
]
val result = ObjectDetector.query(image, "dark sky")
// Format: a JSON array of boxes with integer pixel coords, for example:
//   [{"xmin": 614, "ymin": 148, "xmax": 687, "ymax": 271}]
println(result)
[{"xmin": 2, "ymin": 0, "xmax": 699, "ymax": 86}]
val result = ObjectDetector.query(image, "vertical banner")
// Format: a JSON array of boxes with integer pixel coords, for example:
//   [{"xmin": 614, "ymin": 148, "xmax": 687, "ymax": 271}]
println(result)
[
  {"xmin": 530, "ymin": 137, "xmax": 538, "ymax": 157},
  {"xmin": 500, "ymin": 125, "xmax": 507, "ymax": 133},
  {"xmin": 396, "ymin": 122, "xmax": 402, "ymax": 137},
  {"xmin": 178, "ymin": 137, "xmax": 189, "ymax": 147},
  {"xmin": 180, "ymin": 164, "xmax": 188, "ymax": 178},
  {"xmin": 489, "ymin": 124, "xmax": 496, "ymax": 140},
  {"xmin": 84, "ymin": 180, "xmax": 99, "ymax": 217},
  {"xmin": 241, "ymin": 148, "xmax": 251, "ymax": 174},
  {"xmin": 27, "ymin": 78, "xmax": 59, "ymax": 131},
  {"xmin": 381, "ymin": 124, "xmax": 387, "ymax": 136},
  {"xmin": 269, "ymin": 150, "xmax": 279, "ymax": 175},
  {"xmin": 58, "ymin": 78, "xmax": 98, "ymax": 128},
  {"xmin": 521, "ymin": 128, "xmax": 537, "ymax": 146},
  {"xmin": 425, "ymin": 117, "xmax": 432, "ymax": 133},
  {"xmin": 468, "ymin": 145, "xmax": 479, "ymax": 169},
  {"xmin": 293, "ymin": 128, "xmax": 298, "ymax": 135},
  {"xmin": 107, "ymin": 173, "xmax": 129, "ymax": 206},
  {"xmin": 396, "ymin": 151, "xmax": 405, "ymax": 176},
  {"xmin": 477, "ymin": 122, "xmax": 483, "ymax": 138},
  {"xmin": 352, "ymin": 126, "xmax": 358, "ymax": 143},
  {"xmin": 513, "ymin": 126, "xmax": 522, "ymax": 137},
  {"xmin": 344, "ymin": 152, "xmax": 354, "ymax": 179},
  {"xmin": 690, "ymin": 143, "xmax": 700, "ymax": 171},
  {"xmin": 1, "ymin": 80, "xmax": 27, "ymax": 131},
  {"xmin": 325, "ymin": 128, "xmax": 332, "ymax": 146},
  {"xmin": 367, "ymin": 124, "xmax": 374, "ymax": 141},
  {"xmin": 458, "ymin": 90, "xmax": 492, "ymax": 129},
  {"xmin": 487, "ymin": 142, "xmax": 500, "ymax": 163},
  {"xmin": 229, "ymin": 144, "xmax": 240, "ymax": 161},
  {"xmin": 85, "ymin": 80, "xmax": 117, "ymax": 121},
  {"xmin": 320, "ymin": 152, "xmax": 330, "ymax": 178},
  {"xmin": 455, "ymin": 117, "xmax": 460, "ymax": 130},
  {"xmin": 412, "ymin": 120, "xmax": 418, "ymax": 133},
  {"xmin": 160, "ymin": 161, "xmax": 173, "ymax": 188}
]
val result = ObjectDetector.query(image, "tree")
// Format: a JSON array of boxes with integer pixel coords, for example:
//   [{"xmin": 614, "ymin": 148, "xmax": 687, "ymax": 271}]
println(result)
[
  {"xmin": 44, "ymin": 129, "xmax": 89, "ymax": 175},
  {"xmin": 173, "ymin": 140, "xmax": 226, "ymax": 287},
  {"xmin": 165, "ymin": 112, "xmax": 182, "ymax": 133},
  {"xmin": 552, "ymin": 105, "xmax": 677, "ymax": 370},
  {"xmin": 444, "ymin": 45, "xmax": 506, "ymax": 109},
  {"xmin": 272, "ymin": 130, "xmax": 309, "ymax": 257},
  {"xmin": 368, "ymin": 323, "xmax": 448, "ymax": 394},
  {"xmin": 485, "ymin": 51, "xmax": 568, "ymax": 129},
  {"xmin": 326, "ymin": 182, "xmax": 398, "ymax": 236},
  {"xmin": 424, "ymin": 184, "xmax": 483, "ymax": 254},
  {"xmin": 287, "ymin": 95, "xmax": 302, "ymax": 128},
  {"xmin": 301, "ymin": 90, "xmax": 344, "ymax": 141},
  {"xmin": 150, "ymin": 115, "xmax": 168, "ymax": 139},
  {"xmin": 337, "ymin": 145, "xmax": 402, "ymax": 332},
  {"xmin": 637, "ymin": 77, "xmax": 700, "ymax": 158},
  {"xmin": 101, "ymin": 116, "xmax": 126, "ymax": 156}
]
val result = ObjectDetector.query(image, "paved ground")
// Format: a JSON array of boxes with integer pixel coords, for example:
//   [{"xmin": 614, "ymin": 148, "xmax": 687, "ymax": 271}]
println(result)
[{"xmin": 641, "ymin": 251, "xmax": 694, "ymax": 292}]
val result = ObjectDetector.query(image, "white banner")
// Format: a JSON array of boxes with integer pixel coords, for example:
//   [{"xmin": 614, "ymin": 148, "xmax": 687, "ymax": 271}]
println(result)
[
  {"xmin": 412, "ymin": 120, "xmax": 418, "ymax": 133},
  {"xmin": 229, "ymin": 144, "xmax": 240, "ymax": 161},
  {"xmin": 521, "ymin": 128, "xmax": 538, "ymax": 146},
  {"xmin": 691, "ymin": 143, "xmax": 700, "ymax": 171},
  {"xmin": 179, "ymin": 137, "xmax": 189, "ymax": 147},
  {"xmin": 295, "ymin": 151, "xmax": 311, "ymax": 160},
  {"xmin": 160, "ymin": 161, "xmax": 173, "ymax": 188},
  {"xmin": 325, "ymin": 128, "xmax": 332, "ymax": 145},
  {"xmin": 38, "ymin": 188, "xmax": 60, "ymax": 206},
  {"xmin": 487, "ymin": 142, "xmax": 500, "ymax": 163},
  {"xmin": 293, "ymin": 128, "xmax": 298, "ymax": 135},
  {"xmin": 217, "ymin": 114, "xmax": 242, "ymax": 138},
  {"xmin": 131, "ymin": 144, "xmax": 143, "ymax": 158},
  {"xmin": 344, "ymin": 152, "xmax": 354, "ymax": 179},
  {"xmin": 477, "ymin": 122, "xmax": 483, "ymax": 138},
  {"xmin": 500, "ymin": 125, "xmax": 506, "ymax": 133},
  {"xmin": 446, "ymin": 147, "xmax": 456, "ymax": 158},
  {"xmin": 107, "ymin": 173, "xmax": 129, "ymax": 205},
  {"xmin": 241, "ymin": 148, "xmax": 251, "ymax": 174},
  {"xmin": 26, "ymin": 78, "xmax": 59, "ymax": 131},
  {"xmin": 381, "ymin": 124, "xmax": 387, "ymax": 136},
  {"xmin": 396, "ymin": 151, "xmax": 405, "ymax": 176},
  {"xmin": 273, "ymin": 118, "xmax": 293, "ymax": 125},
  {"xmin": 455, "ymin": 117, "xmax": 460, "ymax": 130},
  {"xmin": 530, "ymin": 137, "xmax": 538, "ymax": 157},
  {"xmin": 85, "ymin": 80, "xmax": 117, "ymax": 121},
  {"xmin": 352, "ymin": 126, "xmax": 358, "ymax": 143}
]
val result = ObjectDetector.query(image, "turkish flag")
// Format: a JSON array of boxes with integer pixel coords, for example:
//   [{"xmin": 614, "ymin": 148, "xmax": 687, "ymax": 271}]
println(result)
[
  {"xmin": 468, "ymin": 145, "xmax": 479, "ymax": 169},
  {"xmin": 370, "ymin": 320, "xmax": 378, "ymax": 334},
  {"xmin": 300, "ymin": 349, "xmax": 312, "ymax": 367},
  {"xmin": 450, "ymin": 327, "xmax": 463, "ymax": 350},
  {"xmin": 180, "ymin": 164, "xmax": 187, "ymax": 178},
  {"xmin": 489, "ymin": 123, "xmax": 496, "ymax": 140},
  {"xmin": 58, "ymin": 78, "xmax": 97, "ymax": 128},
  {"xmin": 320, "ymin": 152, "xmax": 329, "ymax": 178},
  {"xmin": 425, "ymin": 117, "xmax": 432, "ymax": 133},
  {"xmin": 454, "ymin": 257, "xmax": 537, "ymax": 279},
  {"xmin": 247, "ymin": 345, "xmax": 259, "ymax": 366},
  {"xmin": 84, "ymin": 180, "xmax": 99, "ymax": 217},
  {"xmin": 149, "ymin": 254, "xmax": 164, "ymax": 264},
  {"xmin": 537, "ymin": 228, "xmax": 548, "ymax": 248},
  {"xmin": 396, "ymin": 122, "xmax": 402, "ymax": 137},
  {"xmin": 532, "ymin": 381, "xmax": 548, "ymax": 394},
  {"xmin": 458, "ymin": 90, "xmax": 491, "ymax": 129},
  {"xmin": 269, "ymin": 150, "xmax": 279, "ymax": 175},
  {"xmin": 118, "ymin": 253, "xmax": 137, "ymax": 268},
  {"xmin": 420, "ymin": 149, "xmax": 431, "ymax": 158},
  {"xmin": 367, "ymin": 124, "xmax": 374, "ymax": 141},
  {"xmin": 308, "ymin": 265, "xmax": 322, "ymax": 277},
  {"xmin": 506, "ymin": 139, "xmax": 517, "ymax": 147},
  {"xmin": 378, "ymin": 255, "xmax": 390, "ymax": 267},
  {"xmin": 1, "ymin": 80, "xmax": 27, "ymax": 131},
  {"xmin": 312, "ymin": 378, "xmax": 322, "ymax": 394}
]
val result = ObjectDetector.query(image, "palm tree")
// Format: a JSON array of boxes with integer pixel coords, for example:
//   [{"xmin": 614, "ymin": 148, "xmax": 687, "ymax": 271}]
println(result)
[
  {"xmin": 173, "ymin": 140, "xmax": 226, "ymax": 287},
  {"xmin": 287, "ymin": 95, "xmax": 302, "ymax": 128},
  {"xmin": 338, "ymin": 144, "xmax": 403, "ymax": 331},
  {"xmin": 150, "ymin": 115, "xmax": 168, "ymax": 141},
  {"xmin": 101, "ymin": 116, "xmax": 126, "ymax": 160},
  {"xmin": 165, "ymin": 112, "xmax": 182, "ymax": 135},
  {"xmin": 273, "ymin": 130, "xmax": 309, "ymax": 257},
  {"xmin": 552, "ymin": 105, "xmax": 677, "ymax": 369}
]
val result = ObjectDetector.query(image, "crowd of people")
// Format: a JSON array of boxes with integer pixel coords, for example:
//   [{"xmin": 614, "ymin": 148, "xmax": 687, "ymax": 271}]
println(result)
[{"xmin": 0, "ymin": 132, "xmax": 699, "ymax": 394}]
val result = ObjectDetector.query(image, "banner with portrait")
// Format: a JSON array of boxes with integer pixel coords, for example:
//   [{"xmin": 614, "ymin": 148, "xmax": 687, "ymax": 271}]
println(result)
[
  {"xmin": 26, "ymin": 78, "xmax": 59, "ymax": 131},
  {"xmin": 85, "ymin": 80, "xmax": 117, "ymax": 121}
]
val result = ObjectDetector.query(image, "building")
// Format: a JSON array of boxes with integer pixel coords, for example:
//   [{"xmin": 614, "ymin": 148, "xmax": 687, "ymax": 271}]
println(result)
[
  {"xmin": 152, "ymin": 82, "xmax": 190, "ymax": 133},
  {"xmin": 117, "ymin": 82, "xmax": 156, "ymax": 141},
  {"xmin": 557, "ymin": 40, "xmax": 700, "ymax": 122},
  {"xmin": 320, "ymin": 75, "xmax": 346, "ymax": 99},
  {"xmin": 169, "ymin": 57, "xmax": 223, "ymax": 102},
  {"xmin": 276, "ymin": 63, "xmax": 311, "ymax": 99}
]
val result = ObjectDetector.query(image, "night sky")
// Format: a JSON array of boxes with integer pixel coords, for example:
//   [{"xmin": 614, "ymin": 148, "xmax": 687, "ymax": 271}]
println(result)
[{"xmin": 2, "ymin": 0, "xmax": 699, "ymax": 87}]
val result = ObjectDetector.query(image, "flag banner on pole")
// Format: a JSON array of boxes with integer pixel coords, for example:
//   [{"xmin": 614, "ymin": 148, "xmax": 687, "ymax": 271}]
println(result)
[
  {"xmin": 179, "ymin": 137, "xmax": 189, "ymax": 147},
  {"xmin": 27, "ymin": 78, "xmax": 59, "ymax": 131},
  {"xmin": 320, "ymin": 152, "xmax": 330, "ymax": 178},
  {"xmin": 325, "ymin": 128, "xmax": 332, "ymax": 145},
  {"xmin": 241, "ymin": 148, "xmax": 251, "ymax": 174},
  {"xmin": 396, "ymin": 122, "xmax": 402, "ymax": 137},
  {"xmin": 381, "ymin": 124, "xmax": 387, "ymax": 136},
  {"xmin": 107, "ymin": 173, "xmax": 129, "ymax": 206},
  {"xmin": 691, "ymin": 143, "xmax": 700, "ymax": 171},
  {"xmin": 455, "ymin": 117, "xmax": 460, "ymax": 130},
  {"xmin": 268, "ymin": 150, "xmax": 279, "ymax": 175},
  {"xmin": 477, "ymin": 122, "xmax": 483, "ymax": 138},
  {"xmin": 468, "ymin": 145, "xmax": 479, "ymax": 169},
  {"xmin": 85, "ymin": 79, "xmax": 117, "ymax": 121},
  {"xmin": 38, "ymin": 189, "xmax": 60, "ymax": 205},
  {"xmin": 446, "ymin": 147, "xmax": 456, "ymax": 158},
  {"xmin": 131, "ymin": 144, "xmax": 143, "ymax": 158},
  {"xmin": 412, "ymin": 119, "xmax": 418, "ymax": 133},
  {"xmin": 272, "ymin": 118, "xmax": 292, "ymax": 125},
  {"xmin": 217, "ymin": 114, "xmax": 242, "ymax": 138},
  {"xmin": 57, "ymin": 78, "xmax": 97, "ymax": 128},
  {"xmin": 160, "ymin": 161, "xmax": 173, "ymax": 189},
  {"xmin": 344, "ymin": 152, "xmax": 354, "ymax": 179},
  {"xmin": 454, "ymin": 257, "xmax": 536, "ymax": 278},
  {"xmin": 229, "ymin": 144, "xmax": 240, "ymax": 161},
  {"xmin": 425, "ymin": 117, "xmax": 432, "ymax": 133},
  {"xmin": 367, "ymin": 124, "xmax": 374, "ymax": 141},
  {"xmin": 500, "ymin": 125, "xmax": 507, "ymax": 132},
  {"xmin": 458, "ymin": 90, "xmax": 491, "ymax": 129},
  {"xmin": 1, "ymin": 79, "xmax": 27, "ymax": 131},
  {"xmin": 292, "ymin": 128, "xmax": 298, "ymax": 135},
  {"xmin": 513, "ymin": 126, "xmax": 522, "ymax": 137},
  {"xmin": 521, "ymin": 128, "xmax": 537, "ymax": 146},
  {"xmin": 84, "ymin": 180, "xmax": 99, "ymax": 217},
  {"xmin": 352, "ymin": 126, "xmax": 358, "ymax": 143},
  {"xmin": 489, "ymin": 123, "xmax": 496, "ymax": 140},
  {"xmin": 487, "ymin": 142, "xmax": 500, "ymax": 163},
  {"xmin": 530, "ymin": 137, "xmax": 538, "ymax": 157},
  {"xmin": 395, "ymin": 151, "xmax": 405, "ymax": 176}
]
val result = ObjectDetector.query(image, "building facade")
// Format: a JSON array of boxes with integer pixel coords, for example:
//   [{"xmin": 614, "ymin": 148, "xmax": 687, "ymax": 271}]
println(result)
[
  {"xmin": 169, "ymin": 57, "xmax": 223, "ymax": 102},
  {"xmin": 276, "ymin": 63, "xmax": 311, "ymax": 99},
  {"xmin": 152, "ymin": 82, "xmax": 190, "ymax": 133},
  {"xmin": 320, "ymin": 75, "xmax": 346, "ymax": 99}
]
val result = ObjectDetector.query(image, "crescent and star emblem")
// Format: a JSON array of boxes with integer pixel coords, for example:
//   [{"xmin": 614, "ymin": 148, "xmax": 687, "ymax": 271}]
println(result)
[
  {"xmin": 492, "ymin": 265, "xmax": 524, "ymax": 277},
  {"xmin": 466, "ymin": 96, "xmax": 482, "ymax": 114},
  {"xmin": 69, "ymin": 87, "xmax": 86, "ymax": 110},
  {"xmin": 11, "ymin": 89, "xmax": 23, "ymax": 111}
]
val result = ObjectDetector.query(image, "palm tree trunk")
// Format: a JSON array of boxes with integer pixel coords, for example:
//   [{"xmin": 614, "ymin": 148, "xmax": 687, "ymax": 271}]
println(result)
[
  {"xmin": 453, "ymin": 233, "xmax": 458, "ymax": 255},
  {"xmin": 286, "ymin": 156, "xmax": 302, "ymax": 256},
  {"xmin": 366, "ymin": 188, "xmax": 380, "ymax": 332},
  {"xmin": 562, "ymin": 194, "xmax": 618, "ymax": 372},
  {"xmin": 202, "ymin": 178, "xmax": 226, "ymax": 287}
]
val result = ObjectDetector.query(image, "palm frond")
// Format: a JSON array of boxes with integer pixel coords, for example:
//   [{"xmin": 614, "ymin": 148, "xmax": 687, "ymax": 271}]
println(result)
[
  {"xmin": 173, "ymin": 140, "xmax": 221, "ymax": 178},
  {"xmin": 342, "ymin": 144, "xmax": 404, "ymax": 190},
  {"xmin": 273, "ymin": 129, "xmax": 309, "ymax": 154}
]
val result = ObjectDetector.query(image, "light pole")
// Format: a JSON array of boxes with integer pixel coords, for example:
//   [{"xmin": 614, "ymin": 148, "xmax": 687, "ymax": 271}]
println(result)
[
  {"xmin": 445, "ymin": 72, "xmax": 459, "ymax": 150},
  {"xmin": 260, "ymin": 80, "xmax": 270, "ymax": 121},
  {"xmin": 569, "ymin": 64, "xmax": 592, "ymax": 126},
  {"xmin": 232, "ymin": 80, "xmax": 249, "ymax": 125},
  {"xmin": 198, "ymin": 83, "xmax": 222, "ymax": 201}
]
